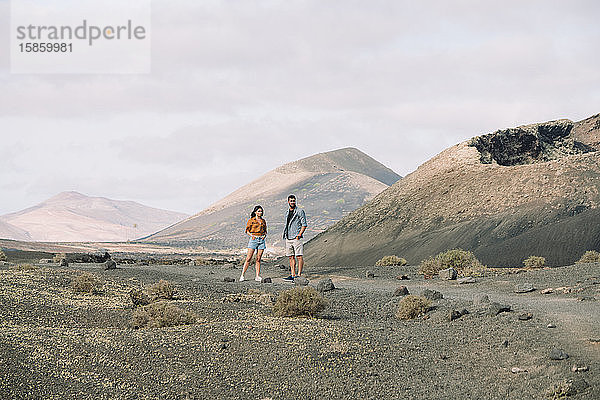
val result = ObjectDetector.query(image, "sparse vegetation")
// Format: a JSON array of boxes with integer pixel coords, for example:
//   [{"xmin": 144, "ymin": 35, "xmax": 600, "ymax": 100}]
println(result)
[
  {"xmin": 147, "ymin": 279, "xmax": 176, "ymax": 300},
  {"xmin": 523, "ymin": 256, "xmax": 545, "ymax": 269},
  {"xmin": 273, "ymin": 287, "xmax": 327, "ymax": 318},
  {"xmin": 418, "ymin": 249, "xmax": 485, "ymax": 277},
  {"xmin": 0, "ymin": 250, "xmax": 7, "ymax": 262},
  {"xmin": 9, "ymin": 263, "xmax": 37, "ymax": 271},
  {"xmin": 131, "ymin": 301, "xmax": 196, "ymax": 328},
  {"xmin": 375, "ymin": 255, "xmax": 407, "ymax": 267},
  {"xmin": 396, "ymin": 295, "xmax": 432, "ymax": 320},
  {"xmin": 71, "ymin": 272, "xmax": 103, "ymax": 294},
  {"xmin": 576, "ymin": 250, "xmax": 600, "ymax": 264},
  {"xmin": 53, "ymin": 253, "xmax": 66, "ymax": 263},
  {"xmin": 130, "ymin": 288, "xmax": 151, "ymax": 307}
]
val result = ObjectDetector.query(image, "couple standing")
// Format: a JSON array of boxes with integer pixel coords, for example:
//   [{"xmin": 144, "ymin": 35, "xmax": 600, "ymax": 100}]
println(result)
[{"xmin": 239, "ymin": 194, "xmax": 308, "ymax": 282}]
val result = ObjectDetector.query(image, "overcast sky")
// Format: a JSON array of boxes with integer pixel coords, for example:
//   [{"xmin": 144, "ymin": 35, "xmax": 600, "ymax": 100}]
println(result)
[{"xmin": 1, "ymin": 0, "xmax": 599, "ymax": 215}]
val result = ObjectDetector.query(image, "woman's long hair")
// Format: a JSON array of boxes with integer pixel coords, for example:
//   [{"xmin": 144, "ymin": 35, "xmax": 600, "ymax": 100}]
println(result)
[{"xmin": 251, "ymin": 205, "xmax": 263, "ymax": 218}]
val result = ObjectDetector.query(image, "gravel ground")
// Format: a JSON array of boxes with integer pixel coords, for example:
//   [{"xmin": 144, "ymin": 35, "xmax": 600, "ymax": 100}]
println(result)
[{"xmin": 0, "ymin": 260, "xmax": 598, "ymax": 399}]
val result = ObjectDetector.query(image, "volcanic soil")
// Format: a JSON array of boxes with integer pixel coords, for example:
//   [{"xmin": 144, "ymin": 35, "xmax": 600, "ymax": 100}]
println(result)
[{"xmin": 0, "ymin": 258, "xmax": 598, "ymax": 399}]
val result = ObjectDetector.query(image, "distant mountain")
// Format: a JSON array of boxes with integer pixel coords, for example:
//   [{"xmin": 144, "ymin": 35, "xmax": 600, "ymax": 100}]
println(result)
[
  {"xmin": 306, "ymin": 114, "xmax": 600, "ymax": 267},
  {"xmin": 142, "ymin": 147, "xmax": 401, "ymax": 248},
  {"xmin": 0, "ymin": 191, "xmax": 189, "ymax": 242}
]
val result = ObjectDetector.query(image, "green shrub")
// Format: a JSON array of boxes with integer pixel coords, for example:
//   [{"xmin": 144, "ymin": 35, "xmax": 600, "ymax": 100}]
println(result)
[
  {"xmin": 418, "ymin": 249, "xmax": 484, "ymax": 277},
  {"xmin": 375, "ymin": 255, "xmax": 407, "ymax": 267},
  {"xmin": 273, "ymin": 287, "xmax": 327, "ymax": 317},
  {"xmin": 71, "ymin": 272, "xmax": 103, "ymax": 294},
  {"xmin": 396, "ymin": 295, "xmax": 432, "ymax": 320},
  {"xmin": 0, "ymin": 250, "xmax": 7, "ymax": 262},
  {"xmin": 523, "ymin": 256, "xmax": 545, "ymax": 269},
  {"xmin": 147, "ymin": 279, "xmax": 176, "ymax": 300},
  {"xmin": 576, "ymin": 250, "xmax": 600, "ymax": 264},
  {"xmin": 131, "ymin": 301, "xmax": 196, "ymax": 328}
]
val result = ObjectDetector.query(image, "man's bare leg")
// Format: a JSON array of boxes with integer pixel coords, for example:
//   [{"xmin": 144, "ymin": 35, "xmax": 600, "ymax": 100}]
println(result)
[
  {"xmin": 288, "ymin": 255, "xmax": 296, "ymax": 277},
  {"xmin": 296, "ymin": 255, "xmax": 304, "ymax": 276}
]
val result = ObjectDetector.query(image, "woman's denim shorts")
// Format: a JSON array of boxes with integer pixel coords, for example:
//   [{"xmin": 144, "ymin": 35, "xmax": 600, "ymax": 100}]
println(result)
[{"xmin": 248, "ymin": 236, "xmax": 266, "ymax": 250}]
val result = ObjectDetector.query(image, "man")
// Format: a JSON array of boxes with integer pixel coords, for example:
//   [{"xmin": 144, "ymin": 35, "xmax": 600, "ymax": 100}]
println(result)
[{"xmin": 282, "ymin": 194, "xmax": 307, "ymax": 282}]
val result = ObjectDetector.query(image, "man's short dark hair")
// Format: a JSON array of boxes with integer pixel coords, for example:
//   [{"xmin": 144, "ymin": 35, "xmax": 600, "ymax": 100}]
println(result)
[{"xmin": 288, "ymin": 194, "xmax": 296, "ymax": 200}]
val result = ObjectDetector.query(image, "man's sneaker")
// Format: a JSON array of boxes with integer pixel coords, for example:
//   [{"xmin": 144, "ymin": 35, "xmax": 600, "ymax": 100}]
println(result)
[
  {"xmin": 255, "ymin": 276, "xmax": 262, "ymax": 282},
  {"xmin": 283, "ymin": 275, "xmax": 294, "ymax": 282},
  {"xmin": 239, "ymin": 275, "xmax": 245, "ymax": 282}
]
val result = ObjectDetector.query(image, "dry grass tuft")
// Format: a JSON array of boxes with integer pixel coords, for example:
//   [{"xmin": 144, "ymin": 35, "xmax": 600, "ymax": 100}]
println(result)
[
  {"xmin": 131, "ymin": 301, "xmax": 196, "ymax": 328},
  {"xmin": 147, "ymin": 279, "xmax": 176, "ymax": 300},
  {"xmin": 396, "ymin": 295, "xmax": 432, "ymax": 320},
  {"xmin": 419, "ymin": 249, "xmax": 485, "ymax": 277},
  {"xmin": 71, "ymin": 272, "xmax": 103, "ymax": 294},
  {"xmin": 375, "ymin": 255, "xmax": 407, "ymax": 267},
  {"xmin": 523, "ymin": 256, "xmax": 545, "ymax": 269},
  {"xmin": 273, "ymin": 287, "xmax": 327, "ymax": 318},
  {"xmin": 9, "ymin": 263, "xmax": 37, "ymax": 271},
  {"xmin": 576, "ymin": 250, "xmax": 600, "ymax": 264}
]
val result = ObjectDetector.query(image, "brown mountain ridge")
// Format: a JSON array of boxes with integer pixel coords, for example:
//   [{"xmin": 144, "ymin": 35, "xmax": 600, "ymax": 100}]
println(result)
[
  {"xmin": 142, "ymin": 148, "xmax": 401, "ymax": 249},
  {"xmin": 305, "ymin": 113, "xmax": 600, "ymax": 267}
]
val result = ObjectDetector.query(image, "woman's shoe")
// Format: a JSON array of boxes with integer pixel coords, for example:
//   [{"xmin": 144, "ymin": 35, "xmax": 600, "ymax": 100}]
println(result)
[
  {"xmin": 239, "ymin": 275, "xmax": 245, "ymax": 282},
  {"xmin": 255, "ymin": 276, "xmax": 262, "ymax": 282}
]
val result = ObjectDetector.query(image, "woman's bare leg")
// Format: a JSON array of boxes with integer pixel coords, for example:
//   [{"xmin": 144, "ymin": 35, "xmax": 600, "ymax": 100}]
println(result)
[
  {"xmin": 241, "ymin": 248, "xmax": 255, "ymax": 278},
  {"xmin": 255, "ymin": 249, "xmax": 264, "ymax": 278}
]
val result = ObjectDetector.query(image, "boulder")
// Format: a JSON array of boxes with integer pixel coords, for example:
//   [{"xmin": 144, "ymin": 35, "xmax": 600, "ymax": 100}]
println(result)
[
  {"xmin": 549, "ymin": 348, "xmax": 569, "ymax": 360},
  {"xmin": 104, "ymin": 260, "xmax": 117, "ymax": 270},
  {"xmin": 317, "ymin": 278, "xmax": 335, "ymax": 292},
  {"xmin": 448, "ymin": 310, "xmax": 463, "ymax": 321},
  {"xmin": 394, "ymin": 286, "xmax": 409, "ymax": 297},
  {"xmin": 488, "ymin": 302, "xmax": 511, "ymax": 316},
  {"xmin": 518, "ymin": 312, "xmax": 533, "ymax": 321},
  {"xmin": 224, "ymin": 277, "xmax": 235, "ymax": 283},
  {"xmin": 365, "ymin": 270, "xmax": 375, "ymax": 278},
  {"xmin": 396, "ymin": 274, "xmax": 410, "ymax": 280},
  {"xmin": 457, "ymin": 277, "xmax": 476, "ymax": 284},
  {"xmin": 473, "ymin": 293, "xmax": 490, "ymax": 305},
  {"xmin": 422, "ymin": 289, "xmax": 443, "ymax": 301},
  {"xmin": 294, "ymin": 276, "xmax": 309, "ymax": 286},
  {"xmin": 439, "ymin": 268, "xmax": 457, "ymax": 280},
  {"xmin": 261, "ymin": 277, "xmax": 272, "ymax": 284},
  {"xmin": 514, "ymin": 283, "xmax": 535, "ymax": 293}
]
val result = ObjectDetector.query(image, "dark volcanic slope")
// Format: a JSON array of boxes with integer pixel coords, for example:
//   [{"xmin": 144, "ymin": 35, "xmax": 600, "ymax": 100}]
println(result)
[
  {"xmin": 306, "ymin": 114, "xmax": 600, "ymax": 267},
  {"xmin": 142, "ymin": 148, "xmax": 401, "ymax": 249}
]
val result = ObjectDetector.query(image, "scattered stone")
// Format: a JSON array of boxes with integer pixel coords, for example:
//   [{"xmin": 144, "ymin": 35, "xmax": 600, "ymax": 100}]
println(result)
[
  {"xmin": 104, "ymin": 260, "xmax": 117, "ymax": 270},
  {"xmin": 188, "ymin": 260, "xmax": 196, "ymax": 266},
  {"xmin": 514, "ymin": 283, "xmax": 535, "ymax": 293},
  {"xmin": 0, "ymin": 261, "xmax": 8, "ymax": 266},
  {"xmin": 588, "ymin": 338, "xmax": 600, "ymax": 343},
  {"xmin": 473, "ymin": 293, "xmax": 490, "ymax": 305},
  {"xmin": 393, "ymin": 286, "xmax": 409, "ymax": 297},
  {"xmin": 224, "ymin": 277, "xmax": 235, "ymax": 283},
  {"xmin": 60, "ymin": 258, "xmax": 69, "ymax": 267},
  {"xmin": 457, "ymin": 277, "xmax": 476, "ymax": 284},
  {"xmin": 459, "ymin": 309, "xmax": 469, "ymax": 316},
  {"xmin": 501, "ymin": 340, "xmax": 509, "ymax": 347},
  {"xmin": 261, "ymin": 277, "xmax": 272, "ymax": 284},
  {"xmin": 549, "ymin": 348, "xmax": 569, "ymax": 360},
  {"xmin": 38, "ymin": 259, "xmax": 53, "ymax": 264},
  {"xmin": 518, "ymin": 312, "xmax": 533, "ymax": 321},
  {"xmin": 571, "ymin": 365, "xmax": 589, "ymax": 372},
  {"xmin": 448, "ymin": 310, "xmax": 463, "ymax": 321},
  {"xmin": 422, "ymin": 289, "xmax": 443, "ymax": 301},
  {"xmin": 316, "ymin": 278, "xmax": 335, "ymax": 292},
  {"xmin": 577, "ymin": 296, "xmax": 595, "ymax": 302},
  {"xmin": 488, "ymin": 302, "xmax": 511, "ymax": 316},
  {"xmin": 130, "ymin": 288, "xmax": 151, "ymax": 307},
  {"xmin": 294, "ymin": 276, "xmax": 309, "ymax": 286},
  {"xmin": 511, "ymin": 367, "xmax": 527, "ymax": 374},
  {"xmin": 138, "ymin": 260, "xmax": 149, "ymax": 266},
  {"xmin": 396, "ymin": 274, "xmax": 410, "ymax": 280},
  {"xmin": 439, "ymin": 268, "xmax": 457, "ymax": 280},
  {"xmin": 220, "ymin": 343, "xmax": 228, "ymax": 350},
  {"xmin": 276, "ymin": 264, "xmax": 287, "ymax": 270},
  {"xmin": 365, "ymin": 270, "xmax": 375, "ymax": 279},
  {"xmin": 545, "ymin": 378, "xmax": 590, "ymax": 398},
  {"xmin": 541, "ymin": 288, "xmax": 553, "ymax": 294},
  {"xmin": 547, "ymin": 323, "xmax": 556, "ymax": 328}
]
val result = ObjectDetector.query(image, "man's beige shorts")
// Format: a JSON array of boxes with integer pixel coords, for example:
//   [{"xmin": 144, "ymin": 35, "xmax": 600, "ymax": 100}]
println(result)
[{"xmin": 285, "ymin": 239, "xmax": 304, "ymax": 256}]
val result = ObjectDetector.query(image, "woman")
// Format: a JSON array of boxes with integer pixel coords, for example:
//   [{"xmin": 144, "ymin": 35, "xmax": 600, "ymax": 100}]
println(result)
[{"xmin": 240, "ymin": 205, "xmax": 267, "ymax": 282}]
